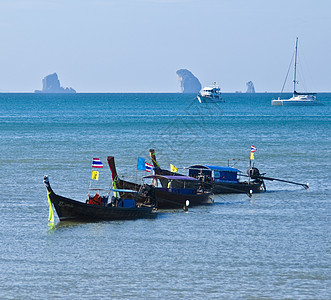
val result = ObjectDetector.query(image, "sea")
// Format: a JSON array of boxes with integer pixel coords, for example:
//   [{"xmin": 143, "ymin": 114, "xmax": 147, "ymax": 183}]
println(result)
[{"xmin": 0, "ymin": 92, "xmax": 330, "ymax": 299}]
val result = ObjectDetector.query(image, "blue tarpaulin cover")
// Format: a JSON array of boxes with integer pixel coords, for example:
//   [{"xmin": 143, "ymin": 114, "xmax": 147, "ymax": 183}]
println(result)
[{"xmin": 204, "ymin": 165, "xmax": 240, "ymax": 172}]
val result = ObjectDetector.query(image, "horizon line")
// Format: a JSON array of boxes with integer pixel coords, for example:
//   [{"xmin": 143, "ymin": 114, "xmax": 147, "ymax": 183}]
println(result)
[{"xmin": 1, "ymin": 91, "xmax": 331, "ymax": 94}]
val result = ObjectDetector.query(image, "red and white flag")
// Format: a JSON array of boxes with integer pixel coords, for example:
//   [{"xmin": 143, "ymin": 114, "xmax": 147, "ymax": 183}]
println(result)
[{"xmin": 92, "ymin": 158, "xmax": 103, "ymax": 168}]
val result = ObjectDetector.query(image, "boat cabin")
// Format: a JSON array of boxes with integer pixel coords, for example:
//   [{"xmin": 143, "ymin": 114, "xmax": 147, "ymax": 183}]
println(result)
[
  {"xmin": 200, "ymin": 86, "xmax": 221, "ymax": 98},
  {"xmin": 188, "ymin": 165, "xmax": 240, "ymax": 183}
]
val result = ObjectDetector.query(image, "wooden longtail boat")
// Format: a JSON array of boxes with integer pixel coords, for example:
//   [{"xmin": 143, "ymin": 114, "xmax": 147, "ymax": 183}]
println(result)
[
  {"xmin": 106, "ymin": 156, "xmax": 213, "ymax": 209},
  {"xmin": 149, "ymin": 149, "xmax": 265, "ymax": 194},
  {"xmin": 43, "ymin": 176, "xmax": 157, "ymax": 222}
]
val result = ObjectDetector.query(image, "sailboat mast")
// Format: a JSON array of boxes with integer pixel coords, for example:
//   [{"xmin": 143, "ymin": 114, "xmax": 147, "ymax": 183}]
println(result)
[{"xmin": 293, "ymin": 37, "xmax": 298, "ymax": 94}]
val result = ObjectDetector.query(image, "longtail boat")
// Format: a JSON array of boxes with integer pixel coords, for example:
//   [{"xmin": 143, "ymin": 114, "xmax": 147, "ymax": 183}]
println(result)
[
  {"xmin": 43, "ymin": 176, "xmax": 157, "ymax": 222},
  {"xmin": 149, "ymin": 149, "xmax": 265, "ymax": 194},
  {"xmin": 149, "ymin": 149, "xmax": 309, "ymax": 193},
  {"xmin": 107, "ymin": 156, "xmax": 213, "ymax": 209}
]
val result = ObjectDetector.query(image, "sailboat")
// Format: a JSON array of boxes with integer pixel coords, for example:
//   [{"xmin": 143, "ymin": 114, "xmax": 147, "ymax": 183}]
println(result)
[{"xmin": 272, "ymin": 38, "xmax": 318, "ymax": 106}]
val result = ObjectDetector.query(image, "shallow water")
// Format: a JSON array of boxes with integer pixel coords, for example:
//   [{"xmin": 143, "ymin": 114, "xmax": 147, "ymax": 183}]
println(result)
[{"xmin": 0, "ymin": 93, "xmax": 330, "ymax": 298}]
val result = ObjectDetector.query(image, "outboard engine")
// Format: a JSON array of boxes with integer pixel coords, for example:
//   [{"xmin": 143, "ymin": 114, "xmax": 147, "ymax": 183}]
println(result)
[
  {"xmin": 247, "ymin": 167, "xmax": 261, "ymax": 179},
  {"xmin": 247, "ymin": 167, "xmax": 267, "ymax": 191}
]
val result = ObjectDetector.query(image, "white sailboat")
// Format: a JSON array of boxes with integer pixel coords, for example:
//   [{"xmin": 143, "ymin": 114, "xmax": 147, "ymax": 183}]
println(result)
[{"xmin": 272, "ymin": 38, "xmax": 318, "ymax": 106}]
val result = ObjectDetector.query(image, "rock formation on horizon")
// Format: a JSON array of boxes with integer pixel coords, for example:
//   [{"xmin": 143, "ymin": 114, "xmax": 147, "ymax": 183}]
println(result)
[
  {"xmin": 246, "ymin": 81, "xmax": 255, "ymax": 93},
  {"xmin": 35, "ymin": 73, "xmax": 76, "ymax": 93},
  {"xmin": 176, "ymin": 69, "xmax": 201, "ymax": 93}
]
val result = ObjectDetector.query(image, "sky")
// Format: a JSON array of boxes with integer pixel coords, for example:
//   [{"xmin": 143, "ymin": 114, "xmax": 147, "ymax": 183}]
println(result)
[{"xmin": 0, "ymin": 0, "xmax": 330, "ymax": 92}]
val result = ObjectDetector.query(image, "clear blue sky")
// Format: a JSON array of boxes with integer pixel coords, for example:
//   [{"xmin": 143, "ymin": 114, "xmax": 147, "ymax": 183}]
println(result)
[{"xmin": 0, "ymin": 0, "xmax": 330, "ymax": 92}]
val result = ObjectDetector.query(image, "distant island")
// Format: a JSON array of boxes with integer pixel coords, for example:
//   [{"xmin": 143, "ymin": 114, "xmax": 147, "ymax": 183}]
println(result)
[
  {"xmin": 246, "ymin": 81, "xmax": 255, "ymax": 93},
  {"xmin": 176, "ymin": 69, "xmax": 201, "ymax": 93},
  {"xmin": 35, "ymin": 73, "xmax": 76, "ymax": 93}
]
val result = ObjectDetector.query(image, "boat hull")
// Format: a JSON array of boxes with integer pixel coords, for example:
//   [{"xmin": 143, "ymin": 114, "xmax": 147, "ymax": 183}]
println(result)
[
  {"xmin": 197, "ymin": 95, "xmax": 224, "ymax": 103},
  {"xmin": 48, "ymin": 191, "xmax": 157, "ymax": 222},
  {"xmin": 211, "ymin": 181, "xmax": 263, "ymax": 194},
  {"xmin": 153, "ymin": 188, "xmax": 213, "ymax": 209},
  {"xmin": 271, "ymin": 99, "xmax": 318, "ymax": 106}
]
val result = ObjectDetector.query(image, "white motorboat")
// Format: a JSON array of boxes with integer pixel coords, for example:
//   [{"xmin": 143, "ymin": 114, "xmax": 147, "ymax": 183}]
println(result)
[
  {"xmin": 197, "ymin": 82, "xmax": 224, "ymax": 103},
  {"xmin": 272, "ymin": 38, "xmax": 318, "ymax": 106}
]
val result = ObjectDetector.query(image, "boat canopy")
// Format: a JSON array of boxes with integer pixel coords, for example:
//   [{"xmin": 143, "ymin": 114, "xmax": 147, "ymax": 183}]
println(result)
[
  {"xmin": 188, "ymin": 165, "xmax": 241, "ymax": 173},
  {"xmin": 143, "ymin": 175, "xmax": 197, "ymax": 181},
  {"xmin": 188, "ymin": 165, "xmax": 240, "ymax": 183}
]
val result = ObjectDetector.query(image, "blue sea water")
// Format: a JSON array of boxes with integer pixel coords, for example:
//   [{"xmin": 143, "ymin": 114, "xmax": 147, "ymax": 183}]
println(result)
[{"xmin": 0, "ymin": 92, "xmax": 330, "ymax": 299}]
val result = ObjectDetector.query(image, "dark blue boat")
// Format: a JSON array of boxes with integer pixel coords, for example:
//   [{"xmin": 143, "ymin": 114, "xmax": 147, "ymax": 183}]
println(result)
[{"xmin": 149, "ymin": 149, "xmax": 265, "ymax": 194}]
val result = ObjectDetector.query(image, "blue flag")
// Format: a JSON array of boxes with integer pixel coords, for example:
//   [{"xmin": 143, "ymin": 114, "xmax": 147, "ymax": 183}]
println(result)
[{"xmin": 137, "ymin": 157, "xmax": 146, "ymax": 171}]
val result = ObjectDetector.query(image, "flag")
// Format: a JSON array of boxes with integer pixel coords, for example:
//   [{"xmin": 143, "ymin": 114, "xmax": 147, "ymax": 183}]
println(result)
[
  {"xmin": 170, "ymin": 164, "xmax": 178, "ymax": 172},
  {"xmin": 137, "ymin": 157, "xmax": 153, "ymax": 172},
  {"xmin": 251, "ymin": 145, "xmax": 257, "ymax": 153},
  {"xmin": 91, "ymin": 170, "xmax": 99, "ymax": 180},
  {"xmin": 145, "ymin": 162, "xmax": 153, "ymax": 172},
  {"xmin": 250, "ymin": 152, "xmax": 254, "ymax": 160},
  {"xmin": 92, "ymin": 158, "xmax": 103, "ymax": 168},
  {"xmin": 137, "ymin": 157, "xmax": 146, "ymax": 170}
]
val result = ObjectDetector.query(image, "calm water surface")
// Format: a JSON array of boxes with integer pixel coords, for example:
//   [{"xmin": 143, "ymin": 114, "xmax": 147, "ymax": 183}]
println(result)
[{"xmin": 0, "ymin": 93, "xmax": 330, "ymax": 299}]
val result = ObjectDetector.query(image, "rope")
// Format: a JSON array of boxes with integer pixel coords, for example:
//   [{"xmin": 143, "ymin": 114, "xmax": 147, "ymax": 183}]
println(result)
[{"xmin": 281, "ymin": 51, "xmax": 295, "ymax": 95}]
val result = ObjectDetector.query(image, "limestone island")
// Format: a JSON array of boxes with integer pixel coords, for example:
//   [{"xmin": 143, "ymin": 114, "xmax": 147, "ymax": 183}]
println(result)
[
  {"xmin": 246, "ymin": 81, "xmax": 255, "ymax": 93},
  {"xmin": 35, "ymin": 73, "xmax": 76, "ymax": 93},
  {"xmin": 176, "ymin": 69, "xmax": 201, "ymax": 93}
]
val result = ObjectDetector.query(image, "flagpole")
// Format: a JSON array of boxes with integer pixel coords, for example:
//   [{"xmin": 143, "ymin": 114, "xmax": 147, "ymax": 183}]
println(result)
[
  {"xmin": 90, "ymin": 158, "xmax": 103, "ymax": 196},
  {"xmin": 89, "ymin": 158, "xmax": 93, "ymax": 197},
  {"xmin": 248, "ymin": 156, "xmax": 251, "ymax": 184},
  {"xmin": 249, "ymin": 146, "xmax": 256, "ymax": 184}
]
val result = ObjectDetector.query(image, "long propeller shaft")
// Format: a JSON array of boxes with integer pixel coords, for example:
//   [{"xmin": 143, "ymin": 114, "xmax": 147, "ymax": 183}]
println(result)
[{"xmin": 259, "ymin": 176, "xmax": 309, "ymax": 189}]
